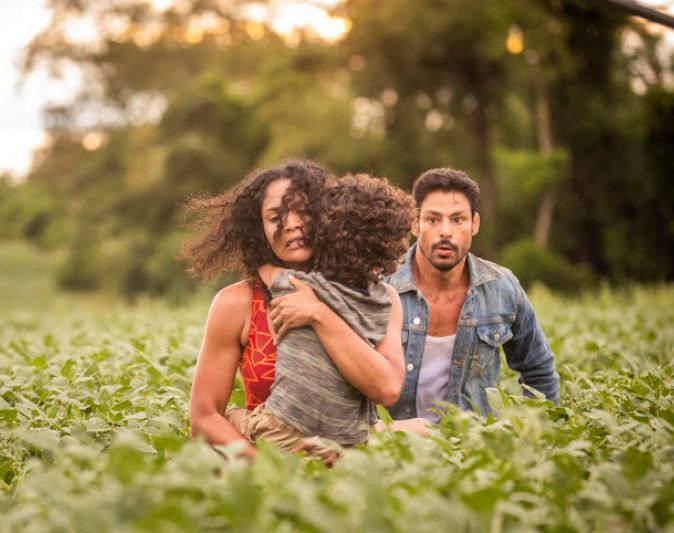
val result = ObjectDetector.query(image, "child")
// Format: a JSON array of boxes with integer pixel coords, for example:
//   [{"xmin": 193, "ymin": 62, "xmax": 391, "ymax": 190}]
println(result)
[{"xmin": 226, "ymin": 174, "xmax": 414, "ymax": 459}]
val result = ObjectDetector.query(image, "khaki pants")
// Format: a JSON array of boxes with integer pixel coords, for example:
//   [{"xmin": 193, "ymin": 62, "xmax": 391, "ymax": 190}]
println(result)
[{"xmin": 226, "ymin": 403, "xmax": 340, "ymax": 462}]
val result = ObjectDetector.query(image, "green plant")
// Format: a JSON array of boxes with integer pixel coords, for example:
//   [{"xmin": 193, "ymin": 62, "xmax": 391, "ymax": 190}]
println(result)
[{"xmin": 1, "ymin": 286, "xmax": 672, "ymax": 531}]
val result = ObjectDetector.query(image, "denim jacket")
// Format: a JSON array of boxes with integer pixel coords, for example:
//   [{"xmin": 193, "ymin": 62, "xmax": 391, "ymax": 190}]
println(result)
[{"xmin": 386, "ymin": 244, "xmax": 559, "ymax": 419}]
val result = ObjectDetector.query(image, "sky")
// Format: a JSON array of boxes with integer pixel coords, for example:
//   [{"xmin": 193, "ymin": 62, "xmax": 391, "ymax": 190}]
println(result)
[
  {"xmin": 0, "ymin": 2, "xmax": 80, "ymax": 178},
  {"xmin": 0, "ymin": 0, "xmax": 347, "ymax": 179},
  {"xmin": 0, "ymin": 0, "xmax": 672, "ymax": 179}
]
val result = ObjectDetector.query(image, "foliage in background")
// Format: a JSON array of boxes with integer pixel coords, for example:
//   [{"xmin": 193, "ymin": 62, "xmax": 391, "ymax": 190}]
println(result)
[
  {"xmin": 1, "ymin": 286, "xmax": 673, "ymax": 530},
  {"xmin": 0, "ymin": 0, "xmax": 673, "ymax": 299},
  {"xmin": 500, "ymin": 238, "xmax": 595, "ymax": 292}
]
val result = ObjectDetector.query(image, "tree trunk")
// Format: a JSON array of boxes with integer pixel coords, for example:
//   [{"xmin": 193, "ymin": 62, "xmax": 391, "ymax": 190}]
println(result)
[
  {"xmin": 534, "ymin": 189, "xmax": 556, "ymax": 249},
  {"xmin": 532, "ymin": 57, "xmax": 556, "ymax": 250},
  {"xmin": 472, "ymin": 104, "xmax": 496, "ymax": 258}
]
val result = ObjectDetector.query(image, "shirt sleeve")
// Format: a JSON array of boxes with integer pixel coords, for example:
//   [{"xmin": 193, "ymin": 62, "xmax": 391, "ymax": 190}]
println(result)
[{"xmin": 503, "ymin": 281, "xmax": 560, "ymax": 405}]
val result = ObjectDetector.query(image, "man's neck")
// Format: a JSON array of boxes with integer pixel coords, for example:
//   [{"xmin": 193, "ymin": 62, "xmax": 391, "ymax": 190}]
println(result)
[{"xmin": 412, "ymin": 249, "xmax": 470, "ymax": 295}]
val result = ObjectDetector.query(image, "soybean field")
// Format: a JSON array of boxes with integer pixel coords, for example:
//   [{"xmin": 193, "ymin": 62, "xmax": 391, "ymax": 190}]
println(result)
[{"xmin": 1, "ymin": 285, "xmax": 673, "ymax": 532}]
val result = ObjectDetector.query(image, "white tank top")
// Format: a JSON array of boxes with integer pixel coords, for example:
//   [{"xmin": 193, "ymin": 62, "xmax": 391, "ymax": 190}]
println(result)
[{"xmin": 416, "ymin": 333, "xmax": 456, "ymax": 423}]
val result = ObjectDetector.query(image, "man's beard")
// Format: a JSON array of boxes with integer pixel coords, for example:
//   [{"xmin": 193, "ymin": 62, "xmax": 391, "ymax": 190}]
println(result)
[{"xmin": 427, "ymin": 239, "xmax": 466, "ymax": 272}]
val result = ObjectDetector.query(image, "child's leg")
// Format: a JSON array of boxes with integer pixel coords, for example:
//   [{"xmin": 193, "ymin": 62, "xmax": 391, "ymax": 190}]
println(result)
[
  {"xmin": 227, "ymin": 404, "xmax": 343, "ymax": 462},
  {"xmin": 245, "ymin": 403, "xmax": 307, "ymax": 451},
  {"xmin": 225, "ymin": 406, "xmax": 254, "ymax": 438},
  {"xmin": 298, "ymin": 436, "xmax": 343, "ymax": 465},
  {"xmin": 250, "ymin": 405, "xmax": 343, "ymax": 462}
]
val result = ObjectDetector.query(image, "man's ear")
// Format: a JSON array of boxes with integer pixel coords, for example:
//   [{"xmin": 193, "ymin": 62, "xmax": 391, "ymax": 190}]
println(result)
[
  {"xmin": 412, "ymin": 215, "xmax": 420, "ymax": 237},
  {"xmin": 472, "ymin": 212, "xmax": 480, "ymax": 236}
]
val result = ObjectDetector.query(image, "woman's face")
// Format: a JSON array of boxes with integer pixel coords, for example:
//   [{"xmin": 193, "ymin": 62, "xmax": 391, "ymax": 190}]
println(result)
[{"xmin": 261, "ymin": 178, "xmax": 313, "ymax": 269}]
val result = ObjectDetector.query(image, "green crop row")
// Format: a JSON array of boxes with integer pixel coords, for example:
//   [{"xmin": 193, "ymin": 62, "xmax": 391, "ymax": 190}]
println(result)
[{"xmin": 1, "ymin": 286, "xmax": 673, "ymax": 532}]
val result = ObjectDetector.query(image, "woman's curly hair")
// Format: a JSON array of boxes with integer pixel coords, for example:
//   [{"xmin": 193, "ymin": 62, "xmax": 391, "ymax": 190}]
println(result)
[
  {"xmin": 181, "ymin": 159, "xmax": 332, "ymax": 279},
  {"xmin": 313, "ymin": 174, "xmax": 415, "ymax": 289}
]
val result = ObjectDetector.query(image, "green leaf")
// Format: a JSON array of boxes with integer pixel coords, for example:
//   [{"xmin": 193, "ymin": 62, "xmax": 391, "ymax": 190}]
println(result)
[{"xmin": 13, "ymin": 427, "xmax": 60, "ymax": 451}]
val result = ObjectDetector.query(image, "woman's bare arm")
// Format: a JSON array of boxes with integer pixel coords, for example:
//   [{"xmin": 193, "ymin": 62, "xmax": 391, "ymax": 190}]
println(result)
[
  {"xmin": 270, "ymin": 278, "xmax": 404, "ymax": 406},
  {"xmin": 189, "ymin": 281, "xmax": 257, "ymax": 458}
]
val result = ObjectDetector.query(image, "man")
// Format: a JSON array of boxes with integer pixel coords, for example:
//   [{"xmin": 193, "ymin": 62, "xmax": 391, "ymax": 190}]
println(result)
[{"xmin": 387, "ymin": 168, "xmax": 559, "ymax": 421}]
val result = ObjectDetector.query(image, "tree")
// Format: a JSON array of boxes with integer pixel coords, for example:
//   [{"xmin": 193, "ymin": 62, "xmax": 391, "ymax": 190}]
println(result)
[
  {"xmin": 342, "ymin": 0, "xmax": 520, "ymax": 255},
  {"xmin": 6, "ymin": 0, "xmax": 673, "ymax": 298}
]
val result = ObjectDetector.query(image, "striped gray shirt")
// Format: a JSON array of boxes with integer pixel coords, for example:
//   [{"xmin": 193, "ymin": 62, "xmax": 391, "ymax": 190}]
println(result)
[{"xmin": 264, "ymin": 270, "xmax": 391, "ymax": 445}]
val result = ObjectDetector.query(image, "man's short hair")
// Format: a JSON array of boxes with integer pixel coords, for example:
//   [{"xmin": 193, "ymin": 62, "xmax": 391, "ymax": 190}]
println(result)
[{"xmin": 412, "ymin": 168, "xmax": 480, "ymax": 215}]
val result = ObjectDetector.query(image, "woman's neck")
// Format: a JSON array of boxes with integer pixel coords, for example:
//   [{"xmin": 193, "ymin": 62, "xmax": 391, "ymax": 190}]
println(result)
[{"xmin": 282, "ymin": 261, "xmax": 310, "ymax": 272}]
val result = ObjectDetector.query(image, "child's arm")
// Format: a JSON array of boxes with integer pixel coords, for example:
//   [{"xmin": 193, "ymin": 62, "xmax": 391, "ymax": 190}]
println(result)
[{"xmin": 257, "ymin": 264, "xmax": 285, "ymax": 288}]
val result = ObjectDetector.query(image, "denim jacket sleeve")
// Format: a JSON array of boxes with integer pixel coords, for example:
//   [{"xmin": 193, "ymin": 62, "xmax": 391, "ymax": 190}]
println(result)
[{"xmin": 502, "ymin": 280, "xmax": 560, "ymax": 405}]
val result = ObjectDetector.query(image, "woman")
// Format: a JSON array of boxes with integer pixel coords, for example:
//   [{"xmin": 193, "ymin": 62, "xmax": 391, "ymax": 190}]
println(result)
[
  {"xmin": 227, "ymin": 174, "xmax": 414, "ymax": 458},
  {"xmin": 183, "ymin": 159, "xmax": 405, "ymax": 459}
]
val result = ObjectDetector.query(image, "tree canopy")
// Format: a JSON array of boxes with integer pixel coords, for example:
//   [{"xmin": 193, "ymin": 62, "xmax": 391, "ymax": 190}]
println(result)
[{"xmin": 2, "ymin": 0, "xmax": 673, "ymax": 299}]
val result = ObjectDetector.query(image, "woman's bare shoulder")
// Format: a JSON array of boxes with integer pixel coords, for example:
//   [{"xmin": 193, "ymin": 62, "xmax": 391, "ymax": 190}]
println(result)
[
  {"xmin": 204, "ymin": 280, "xmax": 255, "ymax": 346},
  {"xmin": 210, "ymin": 280, "xmax": 253, "ymax": 316}
]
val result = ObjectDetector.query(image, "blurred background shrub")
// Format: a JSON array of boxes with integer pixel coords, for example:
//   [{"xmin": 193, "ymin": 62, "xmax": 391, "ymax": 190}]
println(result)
[
  {"xmin": 1, "ymin": 0, "xmax": 672, "ymax": 304},
  {"xmin": 500, "ymin": 238, "xmax": 596, "ymax": 293}
]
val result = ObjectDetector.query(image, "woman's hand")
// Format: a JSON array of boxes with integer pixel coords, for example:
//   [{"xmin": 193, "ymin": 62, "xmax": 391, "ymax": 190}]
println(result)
[{"xmin": 269, "ymin": 276, "xmax": 324, "ymax": 341}]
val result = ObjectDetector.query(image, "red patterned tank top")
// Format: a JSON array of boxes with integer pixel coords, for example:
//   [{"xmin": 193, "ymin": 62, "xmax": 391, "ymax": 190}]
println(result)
[{"xmin": 240, "ymin": 279, "xmax": 277, "ymax": 410}]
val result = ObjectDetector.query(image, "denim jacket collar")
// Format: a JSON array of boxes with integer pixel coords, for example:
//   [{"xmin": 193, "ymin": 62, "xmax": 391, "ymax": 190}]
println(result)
[{"xmin": 393, "ymin": 243, "xmax": 503, "ymax": 294}]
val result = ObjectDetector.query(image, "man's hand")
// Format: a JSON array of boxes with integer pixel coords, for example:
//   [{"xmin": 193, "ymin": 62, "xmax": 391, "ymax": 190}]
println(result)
[
  {"xmin": 393, "ymin": 417, "xmax": 431, "ymax": 437},
  {"xmin": 375, "ymin": 417, "xmax": 431, "ymax": 437},
  {"xmin": 270, "ymin": 276, "xmax": 324, "ymax": 341}
]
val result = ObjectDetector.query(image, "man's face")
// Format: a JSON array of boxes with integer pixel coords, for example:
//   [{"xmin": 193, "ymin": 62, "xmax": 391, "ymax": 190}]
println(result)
[{"xmin": 413, "ymin": 190, "xmax": 480, "ymax": 273}]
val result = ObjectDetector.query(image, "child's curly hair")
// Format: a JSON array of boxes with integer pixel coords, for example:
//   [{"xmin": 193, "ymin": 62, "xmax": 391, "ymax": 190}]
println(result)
[{"xmin": 313, "ymin": 174, "xmax": 415, "ymax": 289}]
